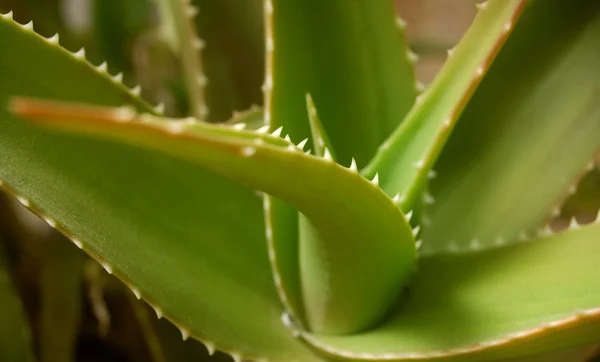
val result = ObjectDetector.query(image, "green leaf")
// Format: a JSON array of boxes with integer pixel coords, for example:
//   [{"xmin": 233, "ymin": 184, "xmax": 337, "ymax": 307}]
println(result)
[
  {"xmin": 152, "ymin": 0, "xmax": 207, "ymax": 119},
  {"xmin": 0, "ymin": 16, "xmax": 312, "ymax": 360},
  {"xmin": 421, "ymin": 0, "xmax": 600, "ymax": 254},
  {"xmin": 11, "ymin": 97, "xmax": 417, "ymax": 335},
  {"xmin": 0, "ymin": 239, "xmax": 36, "ymax": 362},
  {"xmin": 363, "ymin": 0, "xmax": 527, "ymax": 211},
  {"xmin": 299, "ymin": 220, "xmax": 600, "ymax": 361},
  {"xmin": 40, "ymin": 236, "xmax": 85, "ymax": 362},
  {"xmin": 195, "ymin": 0, "xmax": 264, "ymax": 122},
  {"xmin": 265, "ymin": 0, "xmax": 417, "ymax": 166}
]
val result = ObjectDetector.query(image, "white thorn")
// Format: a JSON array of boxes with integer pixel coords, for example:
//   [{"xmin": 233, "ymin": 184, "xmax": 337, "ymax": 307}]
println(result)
[
  {"xmin": 304, "ymin": 150, "xmax": 311, "ymax": 155},
  {"xmin": 186, "ymin": 5, "xmax": 198, "ymax": 17},
  {"xmin": 153, "ymin": 306, "xmax": 163, "ymax": 319},
  {"xmin": 504, "ymin": 22, "xmax": 512, "ymax": 32},
  {"xmin": 494, "ymin": 236, "xmax": 505, "ymax": 246},
  {"xmin": 392, "ymin": 193, "xmax": 401, "ymax": 203},
  {"xmin": 284, "ymin": 134, "xmax": 291, "ymax": 142},
  {"xmin": 371, "ymin": 173, "xmax": 379, "ymax": 185},
  {"xmin": 423, "ymin": 192, "xmax": 435, "ymax": 205},
  {"xmin": 569, "ymin": 218, "xmax": 580, "ymax": 230},
  {"xmin": 568, "ymin": 185, "xmax": 577, "ymax": 195},
  {"xmin": 443, "ymin": 118, "xmax": 452, "ymax": 127},
  {"xmin": 166, "ymin": 122, "xmax": 186, "ymax": 134},
  {"xmin": 256, "ymin": 125, "xmax": 269, "ymax": 134},
  {"xmin": 131, "ymin": 287, "xmax": 141, "ymax": 299},
  {"xmin": 101, "ymin": 263, "xmax": 112, "ymax": 274},
  {"xmin": 16, "ymin": 196, "xmax": 30, "ymax": 207},
  {"xmin": 47, "ymin": 33, "xmax": 59, "ymax": 44},
  {"xmin": 205, "ymin": 341, "xmax": 215, "ymax": 355},
  {"xmin": 414, "ymin": 160, "xmax": 425, "ymax": 169},
  {"xmin": 323, "ymin": 148, "xmax": 333, "ymax": 160},
  {"xmin": 518, "ymin": 231, "xmax": 529, "ymax": 241},
  {"xmin": 1, "ymin": 11, "xmax": 13, "ymax": 19},
  {"xmin": 349, "ymin": 158, "xmax": 358, "ymax": 171},
  {"xmin": 416, "ymin": 81, "xmax": 425, "ymax": 93},
  {"xmin": 538, "ymin": 226, "xmax": 553, "ymax": 237},
  {"xmin": 396, "ymin": 17, "xmax": 407, "ymax": 29},
  {"xmin": 131, "ymin": 85, "xmax": 141, "ymax": 96},
  {"xmin": 412, "ymin": 226, "xmax": 421, "ymax": 236},
  {"xmin": 408, "ymin": 51, "xmax": 419, "ymax": 63},
  {"xmin": 405, "ymin": 210, "xmax": 413, "ymax": 221},
  {"xmin": 586, "ymin": 162, "xmax": 595, "ymax": 171},
  {"xmin": 476, "ymin": 2, "xmax": 488, "ymax": 10},
  {"xmin": 180, "ymin": 327, "xmax": 189, "ymax": 341},
  {"xmin": 23, "ymin": 21, "xmax": 33, "ymax": 30},
  {"xmin": 74, "ymin": 48, "xmax": 86, "ymax": 59},
  {"xmin": 96, "ymin": 61, "xmax": 107, "ymax": 72},
  {"xmin": 241, "ymin": 146, "xmax": 256, "ymax": 157},
  {"xmin": 551, "ymin": 206, "xmax": 561, "ymax": 218},
  {"xmin": 447, "ymin": 48, "xmax": 454, "ymax": 57},
  {"xmin": 286, "ymin": 144, "xmax": 297, "ymax": 152},
  {"xmin": 415, "ymin": 240, "xmax": 423, "ymax": 250},
  {"xmin": 596, "ymin": 210, "xmax": 600, "ymax": 223},
  {"xmin": 193, "ymin": 38, "xmax": 206, "ymax": 50},
  {"xmin": 232, "ymin": 123, "xmax": 246, "ymax": 130},
  {"xmin": 476, "ymin": 66, "xmax": 484, "ymax": 76},
  {"xmin": 297, "ymin": 138, "xmax": 308, "ymax": 149},
  {"xmin": 71, "ymin": 238, "xmax": 83, "ymax": 249},
  {"xmin": 231, "ymin": 353, "xmax": 242, "ymax": 362},
  {"xmin": 112, "ymin": 72, "xmax": 123, "ymax": 82},
  {"xmin": 154, "ymin": 103, "xmax": 165, "ymax": 114},
  {"xmin": 428, "ymin": 170, "xmax": 437, "ymax": 179},
  {"xmin": 42, "ymin": 217, "xmax": 56, "ymax": 228},
  {"xmin": 197, "ymin": 75, "xmax": 208, "ymax": 87},
  {"xmin": 415, "ymin": 94, "xmax": 424, "ymax": 104},
  {"xmin": 271, "ymin": 126, "xmax": 283, "ymax": 137}
]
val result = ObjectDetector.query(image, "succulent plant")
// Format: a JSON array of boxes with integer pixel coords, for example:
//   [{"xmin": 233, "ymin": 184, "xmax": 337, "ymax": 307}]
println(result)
[{"xmin": 1, "ymin": 0, "xmax": 600, "ymax": 361}]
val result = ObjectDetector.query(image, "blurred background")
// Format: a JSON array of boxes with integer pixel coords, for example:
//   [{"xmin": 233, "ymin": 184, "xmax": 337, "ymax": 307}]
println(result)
[{"xmin": 0, "ymin": 0, "xmax": 598, "ymax": 361}]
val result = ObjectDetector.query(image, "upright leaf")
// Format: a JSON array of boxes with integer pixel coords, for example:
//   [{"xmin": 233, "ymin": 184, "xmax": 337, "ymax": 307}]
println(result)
[{"xmin": 421, "ymin": 0, "xmax": 600, "ymax": 253}]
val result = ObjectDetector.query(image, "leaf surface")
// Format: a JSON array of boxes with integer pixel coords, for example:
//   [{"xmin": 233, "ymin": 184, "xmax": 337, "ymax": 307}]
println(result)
[
  {"xmin": 11, "ymin": 97, "xmax": 417, "ymax": 335},
  {"xmin": 266, "ymin": 0, "xmax": 417, "ymax": 165},
  {"xmin": 421, "ymin": 0, "xmax": 600, "ymax": 253},
  {"xmin": 363, "ymin": 0, "xmax": 527, "ymax": 211},
  {"xmin": 0, "ymin": 15, "xmax": 313, "ymax": 361},
  {"xmin": 0, "ymin": 239, "xmax": 36, "ymax": 362},
  {"xmin": 300, "ymin": 221, "xmax": 600, "ymax": 361}
]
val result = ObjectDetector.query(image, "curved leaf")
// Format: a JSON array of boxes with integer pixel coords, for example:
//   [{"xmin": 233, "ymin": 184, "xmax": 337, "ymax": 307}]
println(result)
[
  {"xmin": 11, "ymin": 97, "xmax": 417, "ymax": 335},
  {"xmin": 0, "ymin": 15, "xmax": 313, "ymax": 360},
  {"xmin": 300, "ymin": 220, "xmax": 600, "ymax": 361}
]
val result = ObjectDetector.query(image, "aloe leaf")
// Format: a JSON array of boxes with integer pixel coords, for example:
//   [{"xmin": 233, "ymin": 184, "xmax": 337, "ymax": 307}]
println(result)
[
  {"xmin": 0, "ymin": 239, "xmax": 36, "ymax": 362},
  {"xmin": 153, "ymin": 0, "xmax": 207, "ymax": 119},
  {"xmin": 363, "ymin": 0, "xmax": 527, "ymax": 211},
  {"xmin": 299, "ymin": 220, "xmax": 600, "ymax": 361},
  {"xmin": 0, "ymin": 15, "xmax": 312, "ymax": 360},
  {"xmin": 421, "ymin": 0, "xmax": 600, "ymax": 254},
  {"xmin": 265, "ymin": 0, "xmax": 417, "ymax": 166},
  {"xmin": 305, "ymin": 94, "xmax": 335, "ymax": 160},
  {"xmin": 40, "ymin": 235, "xmax": 85, "ymax": 362},
  {"xmin": 11, "ymin": 97, "xmax": 417, "ymax": 335},
  {"xmin": 195, "ymin": 0, "xmax": 264, "ymax": 122}
]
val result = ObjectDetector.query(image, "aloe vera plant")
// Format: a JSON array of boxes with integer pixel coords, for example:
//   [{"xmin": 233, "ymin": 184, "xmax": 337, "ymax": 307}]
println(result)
[{"xmin": 1, "ymin": 0, "xmax": 600, "ymax": 361}]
